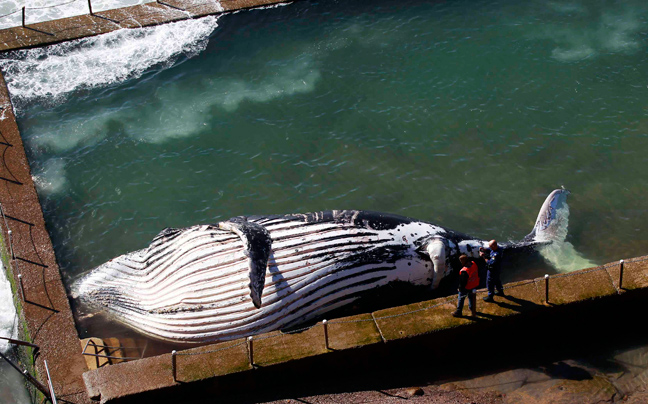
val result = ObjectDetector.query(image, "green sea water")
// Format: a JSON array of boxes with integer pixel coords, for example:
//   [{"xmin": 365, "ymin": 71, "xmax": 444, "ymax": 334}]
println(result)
[
  {"xmin": 5, "ymin": 0, "xmax": 648, "ymax": 287},
  {"xmin": 1, "ymin": 0, "xmax": 648, "ymax": 401}
]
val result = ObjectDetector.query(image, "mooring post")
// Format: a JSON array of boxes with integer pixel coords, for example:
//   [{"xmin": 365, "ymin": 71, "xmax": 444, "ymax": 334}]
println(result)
[
  {"xmin": 17, "ymin": 274, "xmax": 25, "ymax": 301},
  {"xmin": 22, "ymin": 7, "xmax": 26, "ymax": 27},
  {"xmin": 247, "ymin": 336, "xmax": 254, "ymax": 367},
  {"xmin": 619, "ymin": 259, "xmax": 624, "ymax": 289},
  {"xmin": 88, "ymin": 0, "xmax": 93, "ymax": 15},
  {"xmin": 544, "ymin": 274, "xmax": 549, "ymax": 304},
  {"xmin": 323, "ymin": 319, "xmax": 329, "ymax": 350},
  {"xmin": 171, "ymin": 350, "xmax": 177, "ymax": 382}
]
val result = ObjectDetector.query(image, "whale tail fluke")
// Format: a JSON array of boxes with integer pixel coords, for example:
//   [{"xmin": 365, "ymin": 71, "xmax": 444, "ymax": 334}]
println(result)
[
  {"xmin": 524, "ymin": 187, "xmax": 570, "ymax": 245},
  {"xmin": 523, "ymin": 188, "xmax": 597, "ymax": 273}
]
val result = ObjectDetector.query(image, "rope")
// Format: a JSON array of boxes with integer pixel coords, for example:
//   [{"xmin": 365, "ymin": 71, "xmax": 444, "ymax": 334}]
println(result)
[
  {"xmin": 551, "ymin": 262, "xmax": 615, "ymax": 279},
  {"xmin": 0, "ymin": 0, "xmax": 81, "ymax": 21},
  {"xmin": 501, "ymin": 279, "xmax": 536, "ymax": 290},
  {"xmin": 254, "ymin": 323, "xmax": 322, "ymax": 341},
  {"xmin": 625, "ymin": 256, "xmax": 648, "ymax": 264},
  {"xmin": 25, "ymin": 0, "xmax": 80, "ymax": 10},
  {"xmin": 0, "ymin": 9, "xmax": 21, "ymax": 20},
  {"xmin": 176, "ymin": 340, "xmax": 245, "ymax": 356}
]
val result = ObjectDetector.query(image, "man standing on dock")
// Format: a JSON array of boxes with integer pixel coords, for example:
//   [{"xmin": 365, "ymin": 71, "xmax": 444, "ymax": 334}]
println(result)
[
  {"xmin": 452, "ymin": 255, "xmax": 479, "ymax": 317},
  {"xmin": 481, "ymin": 239, "xmax": 504, "ymax": 302}
]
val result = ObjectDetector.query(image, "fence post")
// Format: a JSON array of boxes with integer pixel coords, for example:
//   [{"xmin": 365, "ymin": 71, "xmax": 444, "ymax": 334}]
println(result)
[
  {"xmin": 618, "ymin": 259, "xmax": 624, "ymax": 289},
  {"xmin": 323, "ymin": 320, "xmax": 329, "ymax": 350},
  {"xmin": 22, "ymin": 369, "xmax": 51, "ymax": 400},
  {"xmin": 247, "ymin": 336, "xmax": 254, "ymax": 368},
  {"xmin": 171, "ymin": 350, "xmax": 177, "ymax": 382},
  {"xmin": 22, "ymin": 7, "xmax": 26, "ymax": 27},
  {"xmin": 8, "ymin": 230, "xmax": 14, "ymax": 259},
  {"xmin": 88, "ymin": 0, "xmax": 93, "ymax": 15},
  {"xmin": 17, "ymin": 274, "xmax": 25, "ymax": 301},
  {"xmin": 544, "ymin": 274, "xmax": 549, "ymax": 304}
]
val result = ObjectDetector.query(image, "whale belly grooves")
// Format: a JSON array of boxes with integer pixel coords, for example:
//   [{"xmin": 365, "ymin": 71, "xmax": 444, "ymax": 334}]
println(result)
[{"xmin": 74, "ymin": 210, "xmax": 442, "ymax": 343}]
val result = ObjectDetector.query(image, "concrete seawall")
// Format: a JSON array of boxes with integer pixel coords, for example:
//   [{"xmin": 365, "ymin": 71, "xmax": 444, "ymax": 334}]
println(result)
[
  {"xmin": 0, "ymin": 71, "xmax": 91, "ymax": 403},
  {"xmin": 0, "ymin": 0, "xmax": 288, "ymax": 52},
  {"xmin": 80, "ymin": 257, "xmax": 648, "ymax": 403}
]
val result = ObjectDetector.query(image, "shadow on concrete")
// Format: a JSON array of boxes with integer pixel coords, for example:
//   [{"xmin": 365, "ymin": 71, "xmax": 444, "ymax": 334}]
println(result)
[
  {"xmin": 23, "ymin": 26, "xmax": 54, "ymax": 36},
  {"xmin": 110, "ymin": 288, "xmax": 648, "ymax": 404},
  {"xmin": 538, "ymin": 361, "xmax": 593, "ymax": 381},
  {"xmin": 494, "ymin": 293, "xmax": 543, "ymax": 312}
]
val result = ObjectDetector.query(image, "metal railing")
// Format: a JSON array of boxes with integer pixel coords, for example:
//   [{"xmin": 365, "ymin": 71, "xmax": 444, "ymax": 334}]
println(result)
[
  {"xmin": 169, "ymin": 256, "xmax": 644, "ymax": 382},
  {"xmin": 81, "ymin": 338, "xmax": 148, "ymax": 367},
  {"xmin": 0, "ymin": 338, "xmax": 57, "ymax": 402}
]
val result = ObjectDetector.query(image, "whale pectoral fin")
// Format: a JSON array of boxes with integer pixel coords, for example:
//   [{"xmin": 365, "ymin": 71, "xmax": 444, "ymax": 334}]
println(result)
[
  {"xmin": 426, "ymin": 239, "xmax": 447, "ymax": 290},
  {"xmin": 218, "ymin": 217, "xmax": 272, "ymax": 309}
]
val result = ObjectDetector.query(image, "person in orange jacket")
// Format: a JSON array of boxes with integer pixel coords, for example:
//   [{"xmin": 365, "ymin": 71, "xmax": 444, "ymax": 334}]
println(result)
[{"xmin": 452, "ymin": 254, "xmax": 480, "ymax": 317}]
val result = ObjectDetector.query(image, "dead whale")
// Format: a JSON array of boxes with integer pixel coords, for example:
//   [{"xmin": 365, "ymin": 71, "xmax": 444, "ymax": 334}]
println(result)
[{"xmin": 73, "ymin": 189, "xmax": 569, "ymax": 344}]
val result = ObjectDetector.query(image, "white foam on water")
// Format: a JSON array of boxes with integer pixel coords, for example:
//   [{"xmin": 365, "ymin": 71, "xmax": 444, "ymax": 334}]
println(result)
[
  {"xmin": 16, "ymin": 12, "xmax": 398, "ymax": 196},
  {"xmin": 0, "ymin": 15, "xmax": 220, "ymax": 115},
  {"xmin": 537, "ymin": 203, "xmax": 596, "ymax": 273},
  {"xmin": 540, "ymin": 240, "xmax": 597, "ymax": 273},
  {"xmin": 545, "ymin": 1, "xmax": 587, "ymax": 15},
  {"xmin": 530, "ymin": 1, "xmax": 645, "ymax": 63},
  {"xmin": 26, "ymin": 52, "xmax": 321, "ymax": 155},
  {"xmin": 551, "ymin": 44, "xmax": 595, "ymax": 62},
  {"xmin": 598, "ymin": 11, "xmax": 641, "ymax": 54},
  {"xmin": 0, "ymin": 0, "xmax": 156, "ymax": 30},
  {"xmin": 0, "ymin": 263, "xmax": 18, "ymax": 354},
  {"xmin": 32, "ymin": 158, "xmax": 69, "ymax": 196}
]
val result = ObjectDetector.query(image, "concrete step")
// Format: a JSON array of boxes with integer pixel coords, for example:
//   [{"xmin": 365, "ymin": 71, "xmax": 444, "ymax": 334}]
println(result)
[
  {"xmin": 103, "ymin": 338, "xmax": 125, "ymax": 364},
  {"xmin": 80, "ymin": 338, "xmax": 110, "ymax": 370},
  {"xmin": 119, "ymin": 337, "xmax": 144, "ymax": 360}
]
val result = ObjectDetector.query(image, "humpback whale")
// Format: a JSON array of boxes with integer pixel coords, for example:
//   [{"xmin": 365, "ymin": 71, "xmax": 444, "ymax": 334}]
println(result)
[{"xmin": 73, "ymin": 189, "xmax": 569, "ymax": 344}]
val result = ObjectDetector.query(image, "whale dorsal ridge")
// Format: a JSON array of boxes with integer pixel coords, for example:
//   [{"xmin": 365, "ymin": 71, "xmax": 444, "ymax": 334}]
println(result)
[{"xmin": 218, "ymin": 217, "xmax": 272, "ymax": 309}]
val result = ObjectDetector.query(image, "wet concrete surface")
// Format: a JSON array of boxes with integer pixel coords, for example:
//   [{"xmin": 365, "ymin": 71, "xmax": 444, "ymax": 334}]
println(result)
[
  {"xmin": 0, "ymin": 70, "xmax": 92, "ymax": 403},
  {"xmin": 0, "ymin": 0, "xmax": 288, "ymax": 52}
]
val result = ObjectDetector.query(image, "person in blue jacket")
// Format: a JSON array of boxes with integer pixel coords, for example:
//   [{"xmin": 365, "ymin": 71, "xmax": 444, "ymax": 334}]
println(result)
[{"xmin": 480, "ymin": 239, "xmax": 504, "ymax": 302}]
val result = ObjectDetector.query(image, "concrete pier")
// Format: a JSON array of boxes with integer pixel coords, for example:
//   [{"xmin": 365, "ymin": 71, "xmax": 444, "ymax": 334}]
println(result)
[
  {"xmin": 0, "ymin": 0, "xmax": 288, "ymax": 52},
  {"xmin": 0, "ymin": 72, "xmax": 91, "ymax": 403},
  {"xmin": 78, "ymin": 258, "xmax": 648, "ymax": 403}
]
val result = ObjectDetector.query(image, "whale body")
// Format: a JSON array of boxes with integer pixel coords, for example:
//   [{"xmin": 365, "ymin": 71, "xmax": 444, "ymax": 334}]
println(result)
[{"xmin": 73, "ymin": 189, "xmax": 569, "ymax": 344}]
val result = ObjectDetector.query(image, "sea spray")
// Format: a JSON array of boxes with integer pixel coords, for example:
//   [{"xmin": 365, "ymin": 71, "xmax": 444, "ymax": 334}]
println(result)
[
  {"xmin": 0, "ymin": 262, "xmax": 31, "ymax": 404},
  {"xmin": 0, "ymin": 15, "xmax": 220, "ymax": 115},
  {"xmin": 0, "ymin": 263, "xmax": 18, "ymax": 354},
  {"xmin": 538, "ymin": 203, "xmax": 596, "ymax": 273}
]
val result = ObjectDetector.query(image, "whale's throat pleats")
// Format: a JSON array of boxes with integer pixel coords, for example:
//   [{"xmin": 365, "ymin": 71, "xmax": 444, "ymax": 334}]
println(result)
[{"xmin": 218, "ymin": 217, "xmax": 272, "ymax": 309}]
